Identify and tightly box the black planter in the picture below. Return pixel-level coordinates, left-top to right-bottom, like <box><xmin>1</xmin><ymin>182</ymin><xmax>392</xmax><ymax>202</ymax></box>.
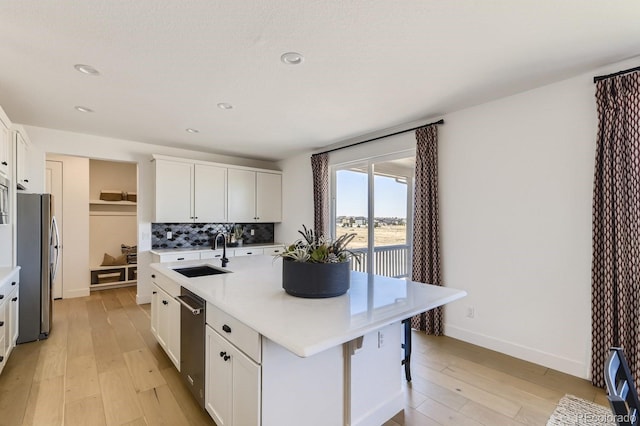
<box><xmin>282</xmin><ymin>259</ymin><xmax>350</xmax><ymax>298</ymax></box>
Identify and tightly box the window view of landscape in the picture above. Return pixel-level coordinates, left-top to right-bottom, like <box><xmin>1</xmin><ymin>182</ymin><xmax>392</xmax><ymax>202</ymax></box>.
<box><xmin>334</xmin><ymin>157</ymin><xmax>414</xmax><ymax>278</ymax></box>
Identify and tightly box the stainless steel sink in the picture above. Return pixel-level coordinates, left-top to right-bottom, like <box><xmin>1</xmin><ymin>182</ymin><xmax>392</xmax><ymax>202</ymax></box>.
<box><xmin>173</xmin><ymin>265</ymin><xmax>229</xmax><ymax>278</ymax></box>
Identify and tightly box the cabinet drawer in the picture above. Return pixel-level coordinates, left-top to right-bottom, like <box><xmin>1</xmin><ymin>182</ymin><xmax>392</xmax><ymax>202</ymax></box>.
<box><xmin>151</xmin><ymin>271</ymin><xmax>180</xmax><ymax>297</ymax></box>
<box><xmin>263</xmin><ymin>246</ymin><xmax>284</xmax><ymax>256</ymax></box>
<box><xmin>206</xmin><ymin>304</ymin><xmax>261</xmax><ymax>363</ymax></box>
<box><xmin>0</xmin><ymin>271</ymin><xmax>18</xmax><ymax>306</ymax></box>
<box><xmin>158</xmin><ymin>252</ymin><xmax>200</xmax><ymax>262</ymax></box>
<box><xmin>233</xmin><ymin>248</ymin><xmax>264</xmax><ymax>257</ymax></box>
<box><xmin>200</xmin><ymin>250</ymin><xmax>225</xmax><ymax>260</ymax></box>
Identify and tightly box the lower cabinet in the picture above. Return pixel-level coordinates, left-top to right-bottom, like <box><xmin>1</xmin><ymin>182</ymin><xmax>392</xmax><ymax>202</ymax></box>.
<box><xmin>205</xmin><ymin>325</ymin><xmax>261</xmax><ymax>426</ymax></box>
<box><xmin>151</xmin><ymin>283</ymin><xmax>180</xmax><ymax>370</ymax></box>
<box><xmin>0</xmin><ymin>273</ymin><xmax>19</xmax><ymax>376</ymax></box>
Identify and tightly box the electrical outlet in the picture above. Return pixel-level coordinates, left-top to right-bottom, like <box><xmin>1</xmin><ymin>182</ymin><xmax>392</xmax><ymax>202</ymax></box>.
<box><xmin>377</xmin><ymin>331</ymin><xmax>385</xmax><ymax>348</ymax></box>
<box><xmin>167</xmin><ymin>231</ymin><xmax>172</xmax><ymax>240</ymax></box>
<box><xmin>250</xmin><ymin>229</ymin><xmax>255</xmax><ymax>236</ymax></box>
<box><xmin>466</xmin><ymin>306</ymin><xmax>475</xmax><ymax>319</ymax></box>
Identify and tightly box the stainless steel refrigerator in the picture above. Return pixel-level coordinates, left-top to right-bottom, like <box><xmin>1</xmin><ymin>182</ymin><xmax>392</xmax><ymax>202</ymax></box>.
<box><xmin>16</xmin><ymin>193</ymin><xmax>60</xmax><ymax>343</ymax></box>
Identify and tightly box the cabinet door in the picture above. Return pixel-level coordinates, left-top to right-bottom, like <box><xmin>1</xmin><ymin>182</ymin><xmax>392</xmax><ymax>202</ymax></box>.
<box><xmin>0</xmin><ymin>302</ymin><xmax>7</xmax><ymax>367</ymax></box>
<box><xmin>157</xmin><ymin>288</ymin><xmax>170</xmax><ymax>349</ymax></box>
<box><xmin>206</xmin><ymin>326</ymin><xmax>232</xmax><ymax>426</ymax></box>
<box><xmin>8</xmin><ymin>285</ymin><xmax>18</xmax><ymax>349</ymax></box>
<box><xmin>256</xmin><ymin>172</ymin><xmax>282</xmax><ymax>222</ymax></box>
<box><xmin>194</xmin><ymin>164</ymin><xmax>226</xmax><ymax>222</ymax></box>
<box><xmin>150</xmin><ymin>284</ymin><xmax>160</xmax><ymax>338</ymax></box>
<box><xmin>155</xmin><ymin>160</ymin><xmax>193</xmax><ymax>222</ymax></box>
<box><xmin>16</xmin><ymin>132</ymin><xmax>29</xmax><ymax>190</ymax></box>
<box><xmin>227</xmin><ymin>169</ymin><xmax>256</xmax><ymax>222</ymax></box>
<box><xmin>0</xmin><ymin>118</ymin><xmax>9</xmax><ymax>177</ymax></box>
<box><xmin>231</xmin><ymin>342</ymin><xmax>261</xmax><ymax>426</ymax></box>
<box><xmin>167</xmin><ymin>296</ymin><xmax>181</xmax><ymax>370</ymax></box>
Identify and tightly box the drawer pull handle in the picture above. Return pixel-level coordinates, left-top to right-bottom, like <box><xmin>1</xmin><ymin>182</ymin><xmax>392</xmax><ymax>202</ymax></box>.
<box><xmin>0</xmin><ymin>355</ymin><xmax>3</xmax><ymax>362</ymax></box>
<box><xmin>152</xmin><ymin>291</ymin><xmax>157</xmax><ymax>295</ymax></box>
<box><xmin>151</xmin><ymin>274</ymin><xmax>156</xmax><ymax>279</ymax></box>
<box><xmin>11</xmin><ymin>281</ymin><xmax>16</xmax><ymax>286</ymax></box>
<box><xmin>0</xmin><ymin>321</ymin><xmax>4</xmax><ymax>327</ymax></box>
<box><xmin>222</xmin><ymin>324</ymin><xmax>231</xmax><ymax>333</ymax></box>
<box><xmin>162</xmin><ymin>300</ymin><xmax>168</xmax><ymax>305</ymax></box>
<box><xmin>177</xmin><ymin>257</ymin><xmax>185</xmax><ymax>260</ymax></box>
<box><xmin>0</xmin><ymin>295</ymin><xmax>3</xmax><ymax>300</ymax></box>
<box><xmin>11</xmin><ymin>297</ymin><xmax>17</xmax><ymax>302</ymax></box>
<box><xmin>220</xmin><ymin>351</ymin><xmax>226</xmax><ymax>357</ymax></box>
<box><xmin>223</xmin><ymin>355</ymin><xmax>230</xmax><ymax>361</ymax></box>
<box><xmin>273</xmin><ymin>250</ymin><xmax>280</xmax><ymax>253</ymax></box>
<box><xmin>1</xmin><ymin>161</ymin><xmax>7</xmax><ymax>166</ymax></box>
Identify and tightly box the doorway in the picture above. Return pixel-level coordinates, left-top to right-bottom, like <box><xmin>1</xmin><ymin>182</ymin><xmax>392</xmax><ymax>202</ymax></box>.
<box><xmin>332</xmin><ymin>152</ymin><xmax>415</xmax><ymax>278</ymax></box>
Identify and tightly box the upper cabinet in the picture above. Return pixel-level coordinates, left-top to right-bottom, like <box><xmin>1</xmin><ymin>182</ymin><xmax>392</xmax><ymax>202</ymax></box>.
<box><xmin>0</xmin><ymin>108</ymin><xmax>11</xmax><ymax>178</ymax></box>
<box><xmin>228</xmin><ymin>169</ymin><xmax>282</xmax><ymax>223</ymax></box>
<box><xmin>154</xmin><ymin>158</ymin><xmax>227</xmax><ymax>223</ymax></box>
<box><xmin>15</xmin><ymin>129</ymin><xmax>30</xmax><ymax>190</ymax></box>
<box><xmin>153</xmin><ymin>155</ymin><xmax>281</xmax><ymax>224</ymax></box>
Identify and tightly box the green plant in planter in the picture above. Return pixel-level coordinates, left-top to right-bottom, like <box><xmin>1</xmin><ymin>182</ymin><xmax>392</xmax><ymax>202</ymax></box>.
<box><xmin>232</xmin><ymin>224</ymin><xmax>244</xmax><ymax>241</ymax></box>
<box><xmin>277</xmin><ymin>225</ymin><xmax>360</xmax><ymax>264</ymax></box>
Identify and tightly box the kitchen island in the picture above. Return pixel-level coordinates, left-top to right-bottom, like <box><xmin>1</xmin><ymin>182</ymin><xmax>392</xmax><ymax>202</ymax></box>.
<box><xmin>150</xmin><ymin>255</ymin><xmax>466</xmax><ymax>426</ymax></box>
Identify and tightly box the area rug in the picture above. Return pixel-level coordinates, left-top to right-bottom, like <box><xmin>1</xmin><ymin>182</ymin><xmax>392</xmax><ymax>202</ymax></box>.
<box><xmin>547</xmin><ymin>394</ymin><xmax>615</xmax><ymax>425</ymax></box>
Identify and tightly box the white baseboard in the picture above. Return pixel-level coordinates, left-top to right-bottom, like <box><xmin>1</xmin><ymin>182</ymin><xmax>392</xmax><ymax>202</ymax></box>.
<box><xmin>136</xmin><ymin>293</ymin><xmax>150</xmax><ymax>305</ymax></box>
<box><xmin>63</xmin><ymin>288</ymin><xmax>90</xmax><ymax>299</ymax></box>
<box><xmin>352</xmin><ymin>390</ymin><xmax>403</xmax><ymax>426</ymax></box>
<box><xmin>445</xmin><ymin>324</ymin><xmax>588</xmax><ymax>379</ymax></box>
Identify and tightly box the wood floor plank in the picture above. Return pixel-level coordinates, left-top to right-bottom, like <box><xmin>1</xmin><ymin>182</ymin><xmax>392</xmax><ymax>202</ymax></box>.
<box><xmin>407</xmin><ymin>375</ymin><xmax>469</xmax><ymax>411</ymax></box>
<box><xmin>92</xmin><ymin>326</ymin><xmax>126</xmax><ymax>373</ymax></box>
<box><xmin>415</xmin><ymin>397</ymin><xmax>485</xmax><ymax>426</ymax></box>
<box><xmin>32</xmin><ymin>342</ymin><xmax>66</xmax><ymax>383</ymax></box>
<box><xmin>137</xmin><ymin>384</ymin><xmax>191</xmax><ymax>426</ymax></box>
<box><xmin>0</xmin><ymin>341</ymin><xmax>41</xmax><ymax>392</ymax></box>
<box><xmin>65</xmin><ymin>394</ymin><xmax>107</xmax><ymax>426</ymax></box>
<box><xmin>459</xmin><ymin>400</ymin><xmax>524</xmax><ymax>426</ymax></box>
<box><xmin>98</xmin><ymin>366</ymin><xmax>144</xmax><ymax>426</ymax></box>
<box><xmin>65</xmin><ymin>354</ymin><xmax>101</xmax><ymax>403</ymax></box>
<box><xmin>123</xmin><ymin>347</ymin><xmax>166</xmax><ymax>392</ymax></box>
<box><xmin>28</xmin><ymin>375</ymin><xmax>65</xmax><ymax>426</ymax></box>
<box><xmin>159</xmin><ymin>366</ymin><xmax>216</xmax><ymax>426</ymax></box>
<box><xmin>0</xmin><ymin>382</ymin><xmax>31</xmax><ymax>426</ymax></box>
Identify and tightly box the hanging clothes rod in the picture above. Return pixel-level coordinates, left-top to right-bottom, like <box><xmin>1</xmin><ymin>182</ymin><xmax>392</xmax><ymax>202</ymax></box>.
<box><xmin>313</xmin><ymin>119</ymin><xmax>444</xmax><ymax>156</ymax></box>
<box><xmin>593</xmin><ymin>65</ymin><xmax>640</xmax><ymax>83</ymax></box>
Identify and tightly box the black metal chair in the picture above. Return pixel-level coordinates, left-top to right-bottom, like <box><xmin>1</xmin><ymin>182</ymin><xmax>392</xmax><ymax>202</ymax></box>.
<box><xmin>605</xmin><ymin>347</ymin><xmax>640</xmax><ymax>426</ymax></box>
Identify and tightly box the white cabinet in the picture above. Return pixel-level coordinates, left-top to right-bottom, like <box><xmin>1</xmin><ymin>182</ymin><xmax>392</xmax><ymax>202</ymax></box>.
<box><xmin>0</xmin><ymin>110</ymin><xmax>10</xmax><ymax>178</ymax></box>
<box><xmin>0</xmin><ymin>269</ymin><xmax>19</xmax><ymax>376</ymax></box>
<box><xmin>154</xmin><ymin>158</ymin><xmax>226</xmax><ymax>223</ymax></box>
<box><xmin>228</xmin><ymin>170</ymin><xmax>281</xmax><ymax>223</ymax></box>
<box><xmin>205</xmin><ymin>325</ymin><xmax>261</xmax><ymax>426</ymax></box>
<box><xmin>150</xmin><ymin>281</ymin><xmax>180</xmax><ymax>370</ymax></box>
<box><xmin>15</xmin><ymin>129</ymin><xmax>30</xmax><ymax>190</ymax></box>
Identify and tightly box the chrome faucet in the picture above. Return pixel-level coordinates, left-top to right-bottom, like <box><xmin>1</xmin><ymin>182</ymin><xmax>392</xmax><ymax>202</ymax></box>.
<box><xmin>213</xmin><ymin>232</ymin><xmax>229</xmax><ymax>268</ymax></box>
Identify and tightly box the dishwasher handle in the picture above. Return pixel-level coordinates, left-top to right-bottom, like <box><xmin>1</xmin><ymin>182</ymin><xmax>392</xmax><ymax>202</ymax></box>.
<box><xmin>175</xmin><ymin>295</ymin><xmax>203</xmax><ymax>315</ymax></box>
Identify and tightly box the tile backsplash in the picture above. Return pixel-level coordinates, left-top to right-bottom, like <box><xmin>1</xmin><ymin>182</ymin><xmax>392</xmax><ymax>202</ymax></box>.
<box><xmin>151</xmin><ymin>223</ymin><xmax>275</xmax><ymax>249</ymax></box>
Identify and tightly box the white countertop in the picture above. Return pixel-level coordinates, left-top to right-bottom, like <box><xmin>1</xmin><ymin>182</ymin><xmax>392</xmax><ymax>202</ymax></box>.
<box><xmin>150</xmin><ymin>242</ymin><xmax>284</xmax><ymax>255</ymax></box>
<box><xmin>151</xmin><ymin>256</ymin><xmax>466</xmax><ymax>358</ymax></box>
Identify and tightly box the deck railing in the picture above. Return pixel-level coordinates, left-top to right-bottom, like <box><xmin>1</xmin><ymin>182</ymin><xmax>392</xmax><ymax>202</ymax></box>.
<box><xmin>349</xmin><ymin>244</ymin><xmax>410</xmax><ymax>278</ymax></box>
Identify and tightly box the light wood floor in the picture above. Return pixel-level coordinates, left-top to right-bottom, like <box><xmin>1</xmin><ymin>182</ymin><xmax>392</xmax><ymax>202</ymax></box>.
<box><xmin>0</xmin><ymin>287</ymin><xmax>606</xmax><ymax>426</ymax></box>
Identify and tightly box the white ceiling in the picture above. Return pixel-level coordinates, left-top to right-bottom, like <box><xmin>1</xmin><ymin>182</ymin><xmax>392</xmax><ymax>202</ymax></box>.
<box><xmin>0</xmin><ymin>1</ymin><xmax>639</xmax><ymax>162</ymax></box>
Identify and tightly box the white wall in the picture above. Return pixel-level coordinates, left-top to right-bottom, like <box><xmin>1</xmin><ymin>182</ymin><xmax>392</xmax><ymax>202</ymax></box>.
<box><xmin>26</xmin><ymin>126</ymin><xmax>279</xmax><ymax>303</ymax></box>
<box><xmin>279</xmin><ymin>57</ymin><xmax>640</xmax><ymax>379</ymax></box>
<box><xmin>275</xmin><ymin>151</ymin><xmax>316</xmax><ymax>243</ymax></box>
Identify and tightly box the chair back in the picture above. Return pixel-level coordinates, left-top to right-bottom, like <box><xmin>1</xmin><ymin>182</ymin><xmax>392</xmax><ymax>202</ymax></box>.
<box><xmin>605</xmin><ymin>347</ymin><xmax>640</xmax><ymax>426</ymax></box>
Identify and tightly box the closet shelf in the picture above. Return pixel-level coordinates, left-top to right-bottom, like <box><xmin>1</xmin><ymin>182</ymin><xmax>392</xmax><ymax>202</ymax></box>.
<box><xmin>89</xmin><ymin>199</ymin><xmax>137</xmax><ymax>206</ymax></box>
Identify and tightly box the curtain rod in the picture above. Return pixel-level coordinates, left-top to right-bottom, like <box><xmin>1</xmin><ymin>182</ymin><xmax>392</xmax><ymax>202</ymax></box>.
<box><xmin>312</xmin><ymin>119</ymin><xmax>444</xmax><ymax>157</ymax></box>
<box><xmin>593</xmin><ymin>65</ymin><xmax>640</xmax><ymax>83</ymax></box>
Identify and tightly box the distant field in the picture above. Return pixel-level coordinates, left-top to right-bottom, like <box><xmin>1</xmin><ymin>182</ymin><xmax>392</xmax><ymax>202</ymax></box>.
<box><xmin>335</xmin><ymin>224</ymin><xmax>407</xmax><ymax>248</ymax></box>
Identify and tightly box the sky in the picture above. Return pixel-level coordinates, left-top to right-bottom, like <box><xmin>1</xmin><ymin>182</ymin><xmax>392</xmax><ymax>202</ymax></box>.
<box><xmin>335</xmin><ymin>170</ymin><xmax>408</xmax><ymax>217</ymax></box>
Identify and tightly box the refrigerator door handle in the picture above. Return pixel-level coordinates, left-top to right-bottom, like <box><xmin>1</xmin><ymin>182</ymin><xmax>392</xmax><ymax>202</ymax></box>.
<box><xmin>50</xmin><ymin>216</ymin><xmax>60</xmax><ymax>283</ymax></box>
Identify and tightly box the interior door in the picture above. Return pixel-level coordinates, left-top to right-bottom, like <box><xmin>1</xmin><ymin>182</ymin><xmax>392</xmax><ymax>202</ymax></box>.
<box><xmin>46</xmin><ymin>160</ymin><xmax>63</xmax><ymax>299</ymax></box>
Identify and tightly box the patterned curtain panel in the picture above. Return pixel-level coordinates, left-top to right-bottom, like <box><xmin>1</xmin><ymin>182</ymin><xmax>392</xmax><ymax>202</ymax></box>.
<box><xmin>410</xmin><ymin>125</ymin><xmax>443</xmax><ymax>335</ymax></box>
<box><xmin>591</xmin><ymin>72</ymin><xmax>640</xmax><ymax>389</ymax></box>
<box><xmin>311</xmin><ymin>153</ymin><xmax>329</xmax><ymax>237</ymax></box>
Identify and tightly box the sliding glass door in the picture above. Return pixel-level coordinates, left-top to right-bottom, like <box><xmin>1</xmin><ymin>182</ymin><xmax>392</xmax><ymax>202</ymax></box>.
<box><xmin>332</xmin><ymin>152</ymin><xmax>415</xmax><ymax>277</ymax></box>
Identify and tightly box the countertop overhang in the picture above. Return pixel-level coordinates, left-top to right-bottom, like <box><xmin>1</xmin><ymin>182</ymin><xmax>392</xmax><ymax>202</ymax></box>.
<box><xmin>150</xmin><ymin>256</ymin><xmax>466</xmax><ymax>358</ymax></box>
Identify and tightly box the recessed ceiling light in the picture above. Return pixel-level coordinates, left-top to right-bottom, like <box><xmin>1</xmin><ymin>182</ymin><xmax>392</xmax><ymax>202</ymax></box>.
<box><xmin>74</xmin><ymin>106</ymin><xmax>93</xmax><ymax>113</ymax></box>
<box><xmin>217</xmin><ymin>103</ymin><xmax>233</xmax><ymax>110</ymax></box>
<box><xmin>281</xmin><ymin>52</ymin><xmax>304</xmax><ymax>65</ymax></box>
<box><xmin>74</xmin><ymin>64</ymin><xmax>100</xmax><ymax>75</ymax></box>
<box><xmin>185</xmin><ymin>128</ymin><xmax>199</xmax><ymax>133</ymax></box>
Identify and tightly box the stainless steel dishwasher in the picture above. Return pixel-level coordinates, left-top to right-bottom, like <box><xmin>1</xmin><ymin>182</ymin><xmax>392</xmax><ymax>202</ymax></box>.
<box><xmin>176</xmin><ymin>287</ymin><xmax>206</xmax><ymax>409</ymax></box>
